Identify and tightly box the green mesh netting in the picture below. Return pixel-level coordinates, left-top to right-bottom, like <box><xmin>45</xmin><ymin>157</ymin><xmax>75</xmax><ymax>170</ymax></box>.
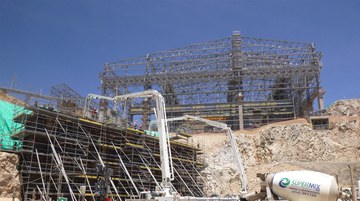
<box><xmin>0</xmin><ymin>100</ymin><xmax>31</xmax><ymax>150</ymax></box>
<box><xmin>144</xmin><ymin>130</ymin><xmax>159</xmax><ymax>137</ymax></box>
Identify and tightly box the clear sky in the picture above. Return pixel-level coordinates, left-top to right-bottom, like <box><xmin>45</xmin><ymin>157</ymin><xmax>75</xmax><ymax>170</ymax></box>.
<box><xmin>0</xmin><ymin>0</ymin><xmax>359</xmax><ymax>107</ymax></box>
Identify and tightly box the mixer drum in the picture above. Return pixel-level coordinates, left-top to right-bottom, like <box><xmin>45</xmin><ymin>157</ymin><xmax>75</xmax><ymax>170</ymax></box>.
<box><xmin>266</xmin><ymin>170</ymin><xmax>338</xmax><ymax>201</ymax></box>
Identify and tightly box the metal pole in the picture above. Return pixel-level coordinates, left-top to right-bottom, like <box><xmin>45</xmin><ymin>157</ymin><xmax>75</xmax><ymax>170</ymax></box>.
<box><xmin>111</xmin><ymin>142</ymin><xmax>140</xmax><ymax>197</ymax></box>
<box><xmin>35</xmin><ymin>149</ymin><xmax>47</xmax><ymax>200</ymax></box>
<box><xmin>238</xmin><ymin>93</ymin><xmax>244</xmax><ymax>130</ymax></box>
<box><xmin>349</xmin><ymin>165</ymin><xmax>358</xmax><ymax>201</ymax></box>
<box><xmin>45</xmin><ymin>129</ymin><xmax>77</xmax><ymax>201</ymax></box>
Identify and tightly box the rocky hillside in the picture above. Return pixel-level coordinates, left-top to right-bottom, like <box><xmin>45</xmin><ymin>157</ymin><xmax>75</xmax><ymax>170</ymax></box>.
<box><xmin>0</xmin><ymin>152</ymin><xmax>21</xmax><ymax>199</ymax></box>
<box><xmin>191</xmin><ymin>99</ymin><xmax>360</xmax><ymax>196</ymax></box>
<box><xmin>327</xmin><ymin>99</ymin><xmax>360</xmax><ymax>116</ymax></box>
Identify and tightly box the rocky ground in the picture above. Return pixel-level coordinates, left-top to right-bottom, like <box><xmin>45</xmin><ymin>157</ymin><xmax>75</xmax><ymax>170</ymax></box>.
<box><xmin>190</xmin><ymin>99</ymin><xmax>360</xmax><ymax>196</ymax></box>
<box><xmin>0</xmin><ymin>152</ymin><xmax>21</xmax><ymax>199</ymax></box>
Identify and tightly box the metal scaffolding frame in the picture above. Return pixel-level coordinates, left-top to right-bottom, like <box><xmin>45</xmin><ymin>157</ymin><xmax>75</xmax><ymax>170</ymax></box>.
<box><xmin>100</xmin><ymin>32</ymin><xmax>323</xmax><ymax>129</ymax></box>
<box><xmin>6</xmin><ymin>102</ymin><xmax>204</xmax><ymax>200</ymax></box>
<box><xmin>50</xmin><ymin>84</ymin><xmax>98</xmax><ymax>117</ymax></box>
<box><xmin>50</xmin><ymin>84</ymin><xmax>86</xmax><ymax>107</ymax></box>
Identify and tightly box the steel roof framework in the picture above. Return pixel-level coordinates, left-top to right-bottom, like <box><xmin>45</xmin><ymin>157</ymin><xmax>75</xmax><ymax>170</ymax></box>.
<box><xmin>100</xmin><ymin>32</ymin><xmax>322</xmax><ymax>129</ymax></box>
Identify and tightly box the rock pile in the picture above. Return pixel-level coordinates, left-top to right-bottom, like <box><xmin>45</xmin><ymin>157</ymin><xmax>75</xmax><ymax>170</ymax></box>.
<box><xmin>0</xmin><ymin>152</ymin><xmax>21</xmax><ymax>199</ymax></box>
<box><xmin>327</xmin><ymin>99</ymin><xmax>360</xmax><ymax>116</ymax></box>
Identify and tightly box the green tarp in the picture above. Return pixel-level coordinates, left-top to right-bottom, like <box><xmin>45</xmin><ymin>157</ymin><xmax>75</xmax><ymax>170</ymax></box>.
<box><xmin>144</xmin><ymin>130</ymin><xmax>160</xmax><ymax>137</ymax></box>
<box><xmin>0</xmin><ymin>100</ymin><xmax>31</xmax><ymax>150</ymax></box>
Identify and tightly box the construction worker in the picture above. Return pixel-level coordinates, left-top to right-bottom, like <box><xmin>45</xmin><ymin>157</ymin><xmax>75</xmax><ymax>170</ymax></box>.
<box><xmin>134</xmin><ymin>120</ymin><xmax>138</xmax><ymax>129</ymax></box>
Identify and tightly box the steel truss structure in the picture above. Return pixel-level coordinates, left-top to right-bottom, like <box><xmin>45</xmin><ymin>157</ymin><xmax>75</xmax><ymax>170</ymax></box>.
<box><xmin>100</xmin><ymin>32</ymin><xmax>324</xmax><ymax>129</ymax></box>
<box><xmin>50</xmin><ymin>84</ymin><xmax>97</xmax><ymax>116</ymax></box>
<box><xmin>50</xmin><ymin>84</ymin><xmax>87</xmax><ymax>108</ymax></box>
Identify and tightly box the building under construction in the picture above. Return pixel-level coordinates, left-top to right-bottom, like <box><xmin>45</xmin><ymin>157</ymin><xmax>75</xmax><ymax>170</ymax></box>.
<box><xmin>0</xmin><ymin>32</ymin><xmax>325</xmax><ymax>200</ymax></box>
<box><xmin>0</xmin><ymin>89</ymin><xmax>204</xmax><ymax>201</ymax></box>
<box><xmin>100</xmin><ymin>32</ymin><xmax>324</xmax><ymax>129</ymax></box>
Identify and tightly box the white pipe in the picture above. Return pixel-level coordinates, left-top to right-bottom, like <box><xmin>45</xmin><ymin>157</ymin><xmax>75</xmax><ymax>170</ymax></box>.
<box><xmin>358</xmin><ymin>180</ymin><xmax>360</xmax><ymax>199</ymax></box>
<box><xmin>35</xmin><ymin>149</ymin><xmax>47</xmax><ymax>199</ymax></box>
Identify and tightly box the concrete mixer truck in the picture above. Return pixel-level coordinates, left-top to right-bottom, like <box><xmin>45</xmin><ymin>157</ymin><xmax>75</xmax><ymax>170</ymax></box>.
<box><xmin>245</xmin><ymin>170</ymin><xmax>340</xmax><ymax>201</ymax></box>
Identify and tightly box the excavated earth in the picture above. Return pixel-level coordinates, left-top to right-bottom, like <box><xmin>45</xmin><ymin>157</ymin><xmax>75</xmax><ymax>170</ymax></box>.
<box><xmin>0</xmin><ymin>152</ymin><xmax>21</xmax><ymax>199</ymax></box>
<box><xmin>190</xmin><ymin>99</ymin><xmax>360</xmax><ymax>196</ymax></box>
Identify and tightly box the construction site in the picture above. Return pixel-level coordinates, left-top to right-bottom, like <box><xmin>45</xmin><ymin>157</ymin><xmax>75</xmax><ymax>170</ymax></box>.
<box><xmin>0</xmin><ymin>33</ymin><xmax>359</xmax><ymax>201</ymax></box>
<box><xmin>100</xmin><ymin>32</ymin><xmax>324</xmax><ymax>130</ymax></box>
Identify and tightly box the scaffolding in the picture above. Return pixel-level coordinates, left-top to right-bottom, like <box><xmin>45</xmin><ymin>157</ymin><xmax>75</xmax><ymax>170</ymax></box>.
<box><xmin>100</xmin><ymin>32</ymin><xmax>323</xmax><ymax>129</ymax></box>
<box><xmin>51</xmin><ymin>84</ymin><xmax>97</xmax><ymax>110</ymax></box>
<box><xmin>50</xmin><ymin>84</ymin><xmax>97</xmax><ymax>117</ymax></box>
<box><xmin>3</xmin><ymin>102</ymin><xmax>203</xmax><ymax>200</ymax></box>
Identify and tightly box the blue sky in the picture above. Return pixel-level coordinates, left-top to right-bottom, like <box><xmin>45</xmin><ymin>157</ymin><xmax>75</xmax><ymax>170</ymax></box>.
<box><xmin>0</xmin><ymin>0</ymin><xmax>359</xmax><ymax>107</ymax></box>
